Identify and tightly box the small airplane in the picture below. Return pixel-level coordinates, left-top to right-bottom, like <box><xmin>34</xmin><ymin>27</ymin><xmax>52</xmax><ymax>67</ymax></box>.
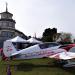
<box><xmin>3</xmin><ymin>41</ymin><xmax>62</xmax><ymax>59</ymax></box>
<box><xmin>2</xmin><ymin>40</ymin><xmax>75</xmax><ymax>67</ymax></box>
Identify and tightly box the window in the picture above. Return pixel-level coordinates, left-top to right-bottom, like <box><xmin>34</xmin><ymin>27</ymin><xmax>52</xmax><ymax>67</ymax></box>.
<box><xmin>39</xmin><ymin>43</ymin><xmax>49</xmax><ymax>49</ymax></box>
<box><xmin>9</xmin><ymin>22</ymin><xmax>13</xmax><ymax>27</ymax></box>
<box><xmin>48</xmin><ymin>43</ymin><xmax>60</xmax><ymax>47</ymax></box>
<box><xmin>1</xmin><ymin>31</ymin><xmax>14</xmax><ymax>37</ymax></box>
<box><xmin>39</xmin><ymin>42</ymin><xmax>60</xmax><ymax>49</ymax></box>
<box><xmin>0</xmin><ymin>22</ymin><xmax>3</xmax><ymax>27</ymax></box>
<box><xmin>3</xmin><ymin>22</ymin><xmax>9</xmax><ymax>27</ymax></box>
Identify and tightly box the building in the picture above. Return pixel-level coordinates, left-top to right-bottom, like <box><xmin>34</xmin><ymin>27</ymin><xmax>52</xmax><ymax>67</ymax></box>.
<box><xmin>0</xmin><ymin>4</ymin><xmax>27</xmax><ymax>48</ymax></box>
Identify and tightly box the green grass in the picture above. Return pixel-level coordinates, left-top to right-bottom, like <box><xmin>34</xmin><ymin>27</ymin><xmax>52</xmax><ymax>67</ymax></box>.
<box><xmin>0</xmin><ymin>58</ymin><xmax>75</xmax><ymax>75</ymax></box>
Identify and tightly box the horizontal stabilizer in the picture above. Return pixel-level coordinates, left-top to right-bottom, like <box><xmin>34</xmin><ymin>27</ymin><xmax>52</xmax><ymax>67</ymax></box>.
<box><xmin>49</xmin><ymin>52</ymin><xmax>75</xmax><ymax>60</ymax></box>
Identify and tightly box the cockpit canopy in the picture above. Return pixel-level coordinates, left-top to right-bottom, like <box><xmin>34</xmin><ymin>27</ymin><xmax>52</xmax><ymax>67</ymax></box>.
<box><xmin>39</xmin><ymin>42</ymin><xmax>60</xmax><ymax>49</ymax></box>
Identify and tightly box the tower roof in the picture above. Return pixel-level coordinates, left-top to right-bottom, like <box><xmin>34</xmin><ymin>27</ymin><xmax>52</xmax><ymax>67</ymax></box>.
<box><xmin>0</xmin><ymin>11</ymin><xmax>13</xmax><ymax>16</ymax></box>
<box><xmin>0</xmin><ymin>3</ymin><xmax>13</xmax><ymax>16</ymax></box>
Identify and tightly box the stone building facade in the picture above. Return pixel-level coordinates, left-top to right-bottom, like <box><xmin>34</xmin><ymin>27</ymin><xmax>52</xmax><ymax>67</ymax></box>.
<box><xmin>0</xmin><ymin>5</ymin><xmax>27</xmax><ymax>48</ymax></box>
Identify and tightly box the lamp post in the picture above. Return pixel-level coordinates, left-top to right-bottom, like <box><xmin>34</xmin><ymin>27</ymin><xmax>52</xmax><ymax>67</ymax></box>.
<box><xmin>7</xmin><ymin>64</ymin><xmax>11</xmax><ymax>75</ymax></box>
<box><xmin>6</xmin><ymin>58</ymin><xmax>11</xmax><ymax>75</ymax></box>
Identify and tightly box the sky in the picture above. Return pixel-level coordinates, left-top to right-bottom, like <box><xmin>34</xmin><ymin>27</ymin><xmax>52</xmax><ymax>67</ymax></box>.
<box><xmin>0</xmin><ymin>0</ymin><xmax>75</xmax><ymax>38</ymax></box>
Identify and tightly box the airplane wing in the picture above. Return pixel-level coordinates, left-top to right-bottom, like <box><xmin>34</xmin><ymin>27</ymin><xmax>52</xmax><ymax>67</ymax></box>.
<box><xmin>49</xmin><ymin>52</ymin><xmax>75</xmax><ymax>60</ymax></box>
<box><xmin>11</xmin><ymin>48</ymin><xmax>30</xmax><ymax>56</ymax></box>
<box><xmin>11</xmin><ymin>45</ymin><xmax>40</xmax><ymax>56</ymax></box>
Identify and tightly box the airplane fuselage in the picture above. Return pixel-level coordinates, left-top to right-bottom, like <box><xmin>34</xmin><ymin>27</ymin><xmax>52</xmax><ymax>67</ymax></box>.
<box><xmin>12</xmin><ymin>45</ymin><xmax>65</xmax><ymax>60</ymax></box>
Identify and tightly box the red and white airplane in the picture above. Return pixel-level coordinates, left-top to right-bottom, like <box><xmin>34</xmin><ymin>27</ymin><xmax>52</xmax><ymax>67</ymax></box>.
<box><xmin>3</xmin><ymin>41</ymin><xmax>75</xmax><ymax>59</ymax></box>
<box><xmin>2</xmin><ymin>40</ymin><xmax>75</xmax><ymax>67</ymax></box>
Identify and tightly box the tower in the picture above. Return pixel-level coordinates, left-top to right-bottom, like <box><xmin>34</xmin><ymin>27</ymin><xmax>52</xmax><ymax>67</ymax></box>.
<box><xmin>0</xmin><ymin>3</ymin><xmax>16</xmax><ymax>29</ymax></box>
<box><xmin>0</xmin><ymin>3</ymin><xmax>27</xmax><ymax>48</ymax></box>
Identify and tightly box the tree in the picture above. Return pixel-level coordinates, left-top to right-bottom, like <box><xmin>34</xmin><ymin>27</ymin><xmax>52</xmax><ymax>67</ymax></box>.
<box><xmin>57</xmin><ymin>32</ymin><xmax>73</xmax><ymax>44</ymax></box>
<box><xmin>42</xmin><ymin>28</ymin><xmax>57</xmax><ymax>42</ymax></box>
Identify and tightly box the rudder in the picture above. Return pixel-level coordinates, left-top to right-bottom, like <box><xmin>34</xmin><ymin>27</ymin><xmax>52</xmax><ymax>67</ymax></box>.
<box><xmin>3</xmin><ymin>41</ymin><xmax>17</xmax><ymax>57</ymax></box>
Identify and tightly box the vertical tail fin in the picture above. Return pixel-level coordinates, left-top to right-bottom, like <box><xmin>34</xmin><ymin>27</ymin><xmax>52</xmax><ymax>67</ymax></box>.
<box><xmin>3</xmin><ymin>41</ymin><xmax>17</xmax><ymax>57</ymax></box>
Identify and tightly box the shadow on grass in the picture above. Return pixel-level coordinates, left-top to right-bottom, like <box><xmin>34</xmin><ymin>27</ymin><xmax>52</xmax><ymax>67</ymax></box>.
<box><xmin>61</xmin><ymin>67</ymin><xmax>75</xmax><ymax>75</ymax></box>
<box><xmin>14</xmin><ymin>63</ymin><xmax>33</xmax><ymax>71</ymax></box>
<box><xmin>54</xmin><ymin>62</ymin><xmax>75</xmax><ymax>75</ymax></box>
<box><xmin>12</xmin><ymin>62</ymin><xmax>75</xmax><ymax>75</ymax></box>
<box><xmin>14</xmin><ymin>62</ymin><xmax>57</xmax><ymax>72</ymax></box>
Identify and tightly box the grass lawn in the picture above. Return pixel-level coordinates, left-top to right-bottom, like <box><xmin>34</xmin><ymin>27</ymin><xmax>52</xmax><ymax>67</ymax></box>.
<box><xmin>0</xmin><ymin>58</ymin><xmax>75</xmax><ymax>75</ymax></box>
